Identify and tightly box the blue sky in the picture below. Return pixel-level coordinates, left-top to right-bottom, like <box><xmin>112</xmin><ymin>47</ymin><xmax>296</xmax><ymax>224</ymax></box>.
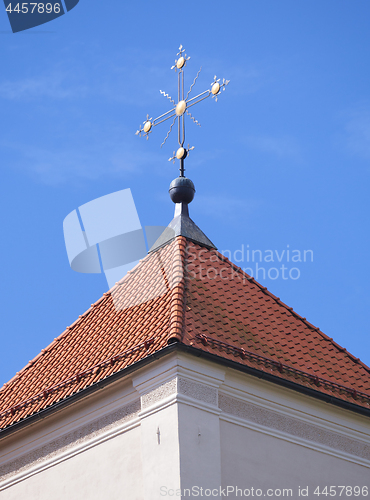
<box><xmin>0</xmin><ymin>1</ymin><xmax>370</xmax><ymax>387</ymax></box>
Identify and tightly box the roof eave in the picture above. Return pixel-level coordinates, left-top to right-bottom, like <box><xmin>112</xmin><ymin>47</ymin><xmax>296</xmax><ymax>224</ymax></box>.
<box><xmin>1</xmin><ymin>342</ymin><xmax>369</xmax><ymax>440</ymax></box>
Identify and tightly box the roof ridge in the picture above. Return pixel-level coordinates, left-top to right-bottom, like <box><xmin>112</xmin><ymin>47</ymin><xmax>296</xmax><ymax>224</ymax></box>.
<box><xmin>207</xmin><ymin>247</ymin><xmax>370</xmax><ymax>376</ymax></box>
<box><xmin>168</xmin><ymin>236</ymin><xmax>187</xmax><ymax>343</ymax></box>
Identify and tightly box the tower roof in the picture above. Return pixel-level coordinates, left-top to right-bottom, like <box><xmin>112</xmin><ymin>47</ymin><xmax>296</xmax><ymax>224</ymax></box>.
<box><xmin>1</xmin><ymin>235</ymin><xmax>370</xmax><ymax>431</ymax></box>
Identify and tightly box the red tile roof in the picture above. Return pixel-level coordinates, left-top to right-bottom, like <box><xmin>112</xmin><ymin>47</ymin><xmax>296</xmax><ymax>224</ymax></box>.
<box><xmin>1</xmin><ymin>236</ymin><xmax>370</xmax><ymax>430</ymax></box>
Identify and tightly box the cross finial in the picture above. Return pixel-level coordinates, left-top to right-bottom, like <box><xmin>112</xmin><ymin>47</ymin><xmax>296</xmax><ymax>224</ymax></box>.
<box><xmin>136</xmin><ymin>45</ymin><xmax>229</xmax><ymax>177</ymax></box>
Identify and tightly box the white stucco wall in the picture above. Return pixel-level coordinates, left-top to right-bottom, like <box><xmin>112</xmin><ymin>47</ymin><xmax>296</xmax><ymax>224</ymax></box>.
<box><xmin>1</xmin><ymin>352</ymin><xmax>369</xmax><ymax>500</ymax></box>
<box><xmin>178</xmin><ymin>399</ymin><xmax>222</xmax><ymax>493</ymax></box>
<box><xmin>0</xmin><ymin>425</ymin><xmax>142</xmax><ymax>500</ymax></box>
<box><xmin>220</xmin><ymin>420</ymin><xmax>368</xmax><ymax>499</ymax></box>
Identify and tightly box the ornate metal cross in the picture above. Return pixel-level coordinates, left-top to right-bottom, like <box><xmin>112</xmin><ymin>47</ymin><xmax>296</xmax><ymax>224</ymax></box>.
<box><xmin>136</xmin><ymin>45</ymin><xmax>229</xmax><ymax>177</ymax></box>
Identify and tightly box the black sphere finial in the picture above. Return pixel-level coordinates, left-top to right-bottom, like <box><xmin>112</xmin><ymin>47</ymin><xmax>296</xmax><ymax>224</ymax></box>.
<box><xmin>169</xmin><ymin>176</ymin><xmax>195</xmax><ymax>204</ymax></box>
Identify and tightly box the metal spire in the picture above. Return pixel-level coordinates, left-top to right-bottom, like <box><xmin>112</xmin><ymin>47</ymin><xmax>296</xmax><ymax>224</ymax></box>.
<box><xmin>136</xmin><ymin>45</ymin><xmax>229</xmax><ymax>177</ymax></box>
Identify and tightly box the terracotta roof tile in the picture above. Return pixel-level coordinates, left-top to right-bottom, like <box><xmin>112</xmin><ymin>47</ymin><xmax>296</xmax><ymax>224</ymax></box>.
<box><xmin>1</xmin><ymin>236</ymin><xmax>370</xmax><ymax>430</ymax></box>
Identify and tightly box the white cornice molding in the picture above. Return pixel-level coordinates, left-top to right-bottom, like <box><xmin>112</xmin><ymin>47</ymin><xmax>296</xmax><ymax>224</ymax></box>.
<box><xmin>0</xmin><ymin>381</ymin><xmax>139</xmax><ymax>465</ymax></box>
<box><xmin>220</xmin><ymin>411</ymin><xmax>370</xmax><ymax>469</ymax></box>
<box><xmin>219</xmin><ymin>379</ymin><xmax>370</xmax><ymax>444</ymax></box>
<box><xmin>222</xmin><ymin>368</ymin><xmax>370</xmax><ymax>430</ymax></box>
<box><xmin>177</xmin><ymin>353</ymin><xmax>226</xmax><ymax>387</ymax></box>
<box><xmin>132</xmin><ymin>353</ymin><xmax>179</xmax><ymax>395</ymax></box>
<box><xmin>132</xmin><ymin>352</ymin><xmax>225</xmax><ymax>396</ymax></box>
<box><xmin>139</xmin><ymin>393</ymin><xmax>221</xmax><ymax>421</ymax></box>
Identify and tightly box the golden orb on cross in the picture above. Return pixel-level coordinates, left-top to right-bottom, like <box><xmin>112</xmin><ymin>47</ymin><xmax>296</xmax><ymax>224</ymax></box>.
<box><xmin>176</xmin><ymin>100</ymin><xmax>187</xmax><ymax>116</ymax></box>
<box><xmin>176</xmin><ymin>57</ymin><xmax>185</xmax><ymax>69</ymax></box>
<box><xmin>143</xmin><ymin>121</ymin><xmax>152</xmax><ymax>133</ymax></box>
<box><xmin>211</xmin><ymin>82</ymin><xmax>220</xmax><ymax>95</ymax></box>
<box><xmin>176</xmin><ymin>147</ymin><xmax>186</xmax><ymax>160</ymax></box>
